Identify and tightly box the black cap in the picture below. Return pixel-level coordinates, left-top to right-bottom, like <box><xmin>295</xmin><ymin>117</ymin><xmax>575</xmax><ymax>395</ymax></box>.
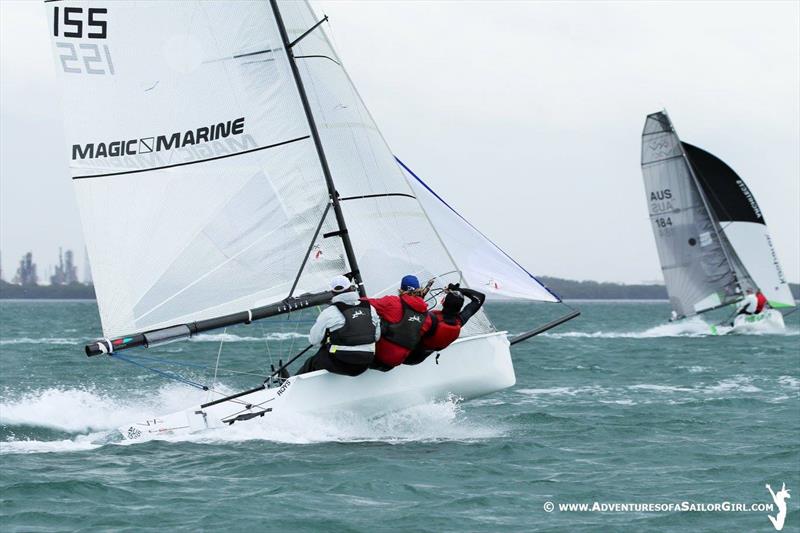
<box><xmin>442</xmin><ymin>291</ymin><xmax>464</xmax><ymax>316</ymax></box>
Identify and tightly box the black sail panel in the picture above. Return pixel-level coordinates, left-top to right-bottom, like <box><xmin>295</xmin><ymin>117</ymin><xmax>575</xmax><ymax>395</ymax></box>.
<box><xmin>682</xmin><ymin>142</ymin><xmax>764</xmax><ymax>224</ymax></box>
<box><xmin>682</xmin><ymin>142</ymin><xmax>795</xmax><ymax>308</ymax></box>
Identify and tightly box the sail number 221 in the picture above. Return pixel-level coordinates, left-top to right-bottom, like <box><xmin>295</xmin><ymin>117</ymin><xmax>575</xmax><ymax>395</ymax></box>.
<box><xmin>52</xmin><ymin>6</ymin><xmax>114</xmax><ymax>76</ymax></box>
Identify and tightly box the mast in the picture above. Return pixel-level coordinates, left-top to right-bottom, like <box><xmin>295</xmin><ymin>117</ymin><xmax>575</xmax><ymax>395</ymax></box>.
<box><xmin>269</xmin><ymin>0</ymin><xmax>366</xmax><ymax>298</ymax></box>
<box><xmin>665</xmin><ymin>110</ymin><xmax>744</xmax><ymax>304</ymax></box>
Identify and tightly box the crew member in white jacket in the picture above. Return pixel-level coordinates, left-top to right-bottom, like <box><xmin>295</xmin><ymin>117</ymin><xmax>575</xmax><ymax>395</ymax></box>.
<box><xmin>736</xmin><ymin>289</ymin><xmax>758</xmax><ymax>316</ymax></box>
<box><xmin>295</xmin><ymin>275</ymin><xmax>381</xmax><ymax>376</ymax></box>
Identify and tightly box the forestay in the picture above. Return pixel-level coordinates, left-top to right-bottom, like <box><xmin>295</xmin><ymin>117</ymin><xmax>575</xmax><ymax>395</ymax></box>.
<box><xmin>640</xmin><ymin>112</ymin><xmax>741</xmax><ymax>318</ymax></box>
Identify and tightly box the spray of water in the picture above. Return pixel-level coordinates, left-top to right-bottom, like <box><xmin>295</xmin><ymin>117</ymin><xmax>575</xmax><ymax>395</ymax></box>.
<box><xmin>0</xmin><ymin>385</ymin><xmax>503</xmax><ymax>454</ymax></box>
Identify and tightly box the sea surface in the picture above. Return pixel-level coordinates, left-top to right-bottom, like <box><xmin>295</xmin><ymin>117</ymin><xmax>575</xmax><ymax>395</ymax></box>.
<box><xmin>1</xmin><ymin>300</ymin><xmax>798</xmax><ymax>532</ymax></box>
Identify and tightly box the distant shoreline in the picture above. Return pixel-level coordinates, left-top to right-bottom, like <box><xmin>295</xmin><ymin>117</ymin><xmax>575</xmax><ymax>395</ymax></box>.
<box><xmin>1</xmin><ymin>278</ymin><xmax>798</xmax><ymax>301</ymax></box>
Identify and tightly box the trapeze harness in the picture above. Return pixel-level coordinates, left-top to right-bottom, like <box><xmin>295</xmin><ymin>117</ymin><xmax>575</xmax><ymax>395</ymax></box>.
<box><xmin>380</xmin><ymin>300</ymin><xmax>427</xmax><ymax>349</ymax></box>
<box><xmin>325</xmin><ymin>301</ymin><xmax>376</xmax><ymax>365</ymax></box>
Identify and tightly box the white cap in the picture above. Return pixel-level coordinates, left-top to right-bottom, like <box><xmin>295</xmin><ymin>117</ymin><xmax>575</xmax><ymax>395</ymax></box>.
<box><xmin>330</xmin><ymin>275</ymin><xmax>352</xmax><ymax>293</ymax></box>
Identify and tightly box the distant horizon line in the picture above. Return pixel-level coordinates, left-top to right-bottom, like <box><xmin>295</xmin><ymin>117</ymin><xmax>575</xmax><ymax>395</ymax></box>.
<box><xmin>1</xmin><ymin>277</ymin><xmax>799</xmax><ymax>288</ymax></box>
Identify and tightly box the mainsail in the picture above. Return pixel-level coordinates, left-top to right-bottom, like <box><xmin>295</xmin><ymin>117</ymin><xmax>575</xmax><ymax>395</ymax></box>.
<box><xmin>48</xmin><ymin>1</ymin><xmax>563</xmax><ymax>352</ymax></box>
<box><xmin>641</xmin><ymin>111</ymin><xmax>795</xmax><ymax>318</ymax></box>
<box><xmin>641</xmin><ymin>112</ymin><xmax>740</xmax><ymax>317</ymax></box>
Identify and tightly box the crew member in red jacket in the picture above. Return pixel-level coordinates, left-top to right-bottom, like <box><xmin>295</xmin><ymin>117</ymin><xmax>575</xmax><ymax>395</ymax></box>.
<box><xmin>755</xmin><ymin>290</ymin><xmax>768</xmax><ymax>314</ymax></box>
<box><xmin>404</xmin><ymin>283</ymin><xmax>485</xmax><ymax>366</ymax></box>
<box><xmin>366</xmin><ymin>275</ymin><xmax>433</xmax><ymax>370</ymax></box>
<box><xmin>737</xmin><ymin>288</ymin><xmax>769</xmax><ymax>317</ymax></box>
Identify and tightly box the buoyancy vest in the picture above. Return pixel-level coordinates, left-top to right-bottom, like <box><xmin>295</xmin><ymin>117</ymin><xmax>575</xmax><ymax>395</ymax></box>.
<box><xmin>328</xmin><ymin>301</ymin><xmax>376</xmax><ymax>347</ymax></box>
<box><xmin>423</xmin><ymin>311</ymin><xmax>462</xmax><ymax>351</ymax></box>
<box><xmin>380</xmin><ymin>300</ymin><xmax>427</xmax><ymax>349</ymax></box>
<box><xmin>755</xmin><ymin>292</ymin><xmax>767</xmax><ymax>313</ymax></box>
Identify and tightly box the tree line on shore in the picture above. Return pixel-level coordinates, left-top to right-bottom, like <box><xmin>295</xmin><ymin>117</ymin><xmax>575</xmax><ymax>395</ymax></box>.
<box><xmin>2</xmin><ymin>277</ymin><xmax>798</xmax><ymax>301</ymax></box>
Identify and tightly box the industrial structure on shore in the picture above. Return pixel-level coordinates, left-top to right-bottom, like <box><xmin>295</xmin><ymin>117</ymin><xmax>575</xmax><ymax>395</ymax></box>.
<box><xmin>1</xmin><ymin>248</ymin><xmax>90</xmax><ymax>287</ymax></box>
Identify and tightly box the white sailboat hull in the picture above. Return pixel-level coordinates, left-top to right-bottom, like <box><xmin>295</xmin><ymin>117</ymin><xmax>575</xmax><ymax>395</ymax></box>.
<box><xmin>731</xmin><ymin>309</ymin><xmax>786</xmax><ymax>333</ymax></box>
<box><xmin>119</xmin><ymin>331</ymin><xmax>515</xmax><ymax>441</ymax></box>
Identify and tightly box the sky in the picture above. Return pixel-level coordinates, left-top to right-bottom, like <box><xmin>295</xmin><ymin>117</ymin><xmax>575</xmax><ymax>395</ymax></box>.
<box><xmin>1</xmin><ymin>0</ymin><xmax>798</xmax><ymax>284</ymax></box>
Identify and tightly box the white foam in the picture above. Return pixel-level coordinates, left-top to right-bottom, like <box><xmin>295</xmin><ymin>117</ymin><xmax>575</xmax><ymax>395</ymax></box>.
<box><xmin>628</xmin><ymin>384</ymin><xmax>694</xmax><ymax>393</ymax></box>
<box><xmin>702</xmin><ymin>377</ymin><xmax>761</xmax><ymax>394</ymax></box>
<box><xmin>0</xmin><ymin>388</ymin><xmax>502</xmax><ymax>453</ymax></box>
<box><xmin>0</xmin><ymin>384</ymin><xmax>209</xmax><ymax>433</ymax></box>
<box><xmin>190</xmin><ymin>332</ymin><xmax>307</xmax><ymax>343</ymax></box>
<box><xmin>0</xmin><ymin>434</ymin><xmax>105</xmax><ymax>454</ymax></box>
<box><xmin>541</xmin><ymin>317</ymin><xmax>718</xmax><ymax>339</ymax></box>
<box><xmin>0</xmin><ymin>337</ymin><xmax>81</xmax><ymax>345</ymax></box>
<box><xmin>516</xmin><ymin>386</ymin><xmax>608</xmax><ymax>397</ymax></box>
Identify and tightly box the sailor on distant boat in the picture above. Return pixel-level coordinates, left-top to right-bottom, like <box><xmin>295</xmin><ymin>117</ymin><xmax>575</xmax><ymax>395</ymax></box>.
<box><xmin>404</xmin><ymin>283</ymin><xmax>485</xmax><ymax>366</ymax></box>
<box><xmin>295</xmin><ymin>275</ymin><xmax>380</xmax><ymax>377</ymax></box>
<box><xmin>366</xmin><ymin>275</ymin><xmax>433</xmax><ymax>371</ymax></box>
<box><xmin>755</xmin><ymin>290</ymin><xmax>768</xmax><ymax>314</ymax></box>
<box><xmin>735</xmin><ymin>288</ymin><xmax>765</xmax><ymax>317</ymax></box>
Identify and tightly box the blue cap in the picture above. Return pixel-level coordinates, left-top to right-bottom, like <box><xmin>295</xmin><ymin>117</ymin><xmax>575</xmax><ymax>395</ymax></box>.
<box><xmin>400</xmin><ymin>275</ymin><xmax>420</xmax><ymax>291</ymax></box>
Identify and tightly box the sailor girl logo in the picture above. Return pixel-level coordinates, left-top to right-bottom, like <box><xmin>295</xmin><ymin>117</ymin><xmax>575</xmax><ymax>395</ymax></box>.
<box><xmin>766</xmin><ymin>482</ymin><xmax>791</xmax><ymax>531</ymax></box>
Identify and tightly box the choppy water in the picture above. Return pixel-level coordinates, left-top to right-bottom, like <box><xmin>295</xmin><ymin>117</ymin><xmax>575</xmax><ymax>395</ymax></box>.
<box><xmin>1</xmin><ymin>300</ymin><xmax>798</xmax><ymax>532</ymax></box>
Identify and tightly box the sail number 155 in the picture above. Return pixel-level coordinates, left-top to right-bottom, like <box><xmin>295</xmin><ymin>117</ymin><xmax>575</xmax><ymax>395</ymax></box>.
<box><xmin>52</xmin><ymin>7</ymin><xmax>113</xmax><ymax>75</ymax></box>
<box><xmin>53</xmin><ymin>7</ymin><xmax>107</xmax><ymax>39</ymax></box>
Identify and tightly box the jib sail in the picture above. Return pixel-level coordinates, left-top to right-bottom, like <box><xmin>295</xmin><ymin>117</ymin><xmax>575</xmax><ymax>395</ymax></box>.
<box><xmin>397</xmin><ymin>159</ymin><xmax>559</xmax><ymax>303</ymax></box>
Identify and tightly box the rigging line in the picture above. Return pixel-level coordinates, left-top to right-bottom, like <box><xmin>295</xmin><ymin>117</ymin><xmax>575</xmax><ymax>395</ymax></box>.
<box><xmin>110</xmin><ymin>353</ymin><xmax>208</xmax><ymax>391</ymax></box>
<box><xmin>209</xmin><ymin>327</ymin><xmax>226</xmax><ymax>402</ymax></box>
<box><xmin>113</xmin><ymin>351</ymin><xmax>257</xmax><ymax>407</ymax></box>
<box><xmin>339</xmin><ymin>193</ymin><xmax>416</xmax><ymax>201</ymax></box>
<box><xmin>111</xmin><ymin>352</ymin><xmax>271</xmax><ymax>379</ymax></box>
<box><xmin>288</xmin><ymin>15</ymin><xmax>329</xmax><ymax>49</ymax></box>
<box><xmin>271</xmin><ymin>0</ymin><xmax>366</xmax><ymax>298</ymax></box>
<box><xmin>294</xmin><ymin>54</ymin><xmax>340</xmax><ymax>66</ymax></box>
<box><xmin>72</xmin><ymin>135</ymin><xmax>310</xmax><ymax>180</ymax></box>
<box><xmin>288</xmin><ymin>312</ymin><xmax>300</xmax><ymax>364</ymax></box>
<box><xmin>261</xmin><ymin>320</ymin><xmax>275</xmax><ymax>375</ymax></box>
<box><xmin>288</xmin><ymin>203</ymin><xmax>331</xmax><ymax>297</ymax></box>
